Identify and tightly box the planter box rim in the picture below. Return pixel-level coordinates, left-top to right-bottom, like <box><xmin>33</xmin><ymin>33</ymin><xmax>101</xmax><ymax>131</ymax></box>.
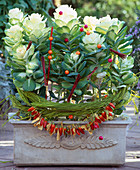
<box><xmin>9</xmin><ymin>118</ymin><xmax>132</xmax><ymax>125</ymax></box>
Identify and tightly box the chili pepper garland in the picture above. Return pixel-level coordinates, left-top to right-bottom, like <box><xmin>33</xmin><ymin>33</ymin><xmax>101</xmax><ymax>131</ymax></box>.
<box><xmin>27</xmin><ymin>102</ymin><xmax>115</xmax><ymax>140</ymax></box>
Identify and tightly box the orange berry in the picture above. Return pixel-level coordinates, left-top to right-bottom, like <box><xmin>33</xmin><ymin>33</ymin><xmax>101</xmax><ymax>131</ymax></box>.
<box><xmin>65</xmin><ymin>70</ymin><xmax>69</xmax><ymax>75</ymax></box>
<box><xmin>97</xmin><ymin>44</ymin><xmax>102</xmax><ymax>49</ymax></box>
<box><xmin>49</xmin><ymin>37</ymin><xmax>53</xmax><ymax>41</ymax></box>
<box><xmin>76</xmin><ymin>51</ymin><xmax>80</xmax><ymax>55</ymax></box>
<box><xmin>86</xmin><ymin>31</ymin><xmax>90</xmax><ymax>35</ymax></box>
<box><xmin>48</xmin><ymin>50</ymin><xmax>52</xmax><ymax>54</ymax></box>
<box><xmin>104</xmin><ymin>95</ymin><xmax>108</xmax><ymax>98</ymax></box>
<box><xmin>48</xmin><ymin>55</ymin><xmax>52</xmax><ymax>59</ymax></box>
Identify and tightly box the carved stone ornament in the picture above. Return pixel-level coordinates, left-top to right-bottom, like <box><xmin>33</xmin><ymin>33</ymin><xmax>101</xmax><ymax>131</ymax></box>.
<box><xmin>24</xmin><ymin>134</ymin><xmax>118</xmax><ymax>150</ymax></box>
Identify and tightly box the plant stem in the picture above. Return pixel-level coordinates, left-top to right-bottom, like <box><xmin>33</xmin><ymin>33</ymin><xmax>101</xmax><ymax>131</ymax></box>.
<box><xmin>50</xmin><ymin>82</ymin><xmax>53</xmax><ymax>101</ymax></box>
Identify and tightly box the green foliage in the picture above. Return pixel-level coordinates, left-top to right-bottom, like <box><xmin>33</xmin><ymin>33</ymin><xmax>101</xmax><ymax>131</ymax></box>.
<box><xmin>62</xmin><ymin>0</ymin><xmax>140</xmax><ymax>28</ymax></box>
<box><xmin>3</xmin><ymin>4</ymin><xmax>137</xmax><ymax>119</ymax></box>
<box><xmin>0</xmin><ymin>0</ymin><xmax>54</xmax><ymax>51</ymax></box>
<box><xmin>10</xmin><ymin>87</ymin><xmax>127</xmax><ymax>119</ymax></box>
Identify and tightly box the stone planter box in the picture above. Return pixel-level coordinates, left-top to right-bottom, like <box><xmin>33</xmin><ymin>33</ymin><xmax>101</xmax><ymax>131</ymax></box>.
<box><xmin>10</xmin><ymin>117</ymin><xmax>131</xmax><ymax>166</ymax></box>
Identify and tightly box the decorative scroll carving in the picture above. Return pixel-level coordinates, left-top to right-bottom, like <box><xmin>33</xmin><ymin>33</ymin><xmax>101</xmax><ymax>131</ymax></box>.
<box><xmin>24</xmin><ymin>134</ymin><xmax>118</xmax><ymax>150</ymax></box>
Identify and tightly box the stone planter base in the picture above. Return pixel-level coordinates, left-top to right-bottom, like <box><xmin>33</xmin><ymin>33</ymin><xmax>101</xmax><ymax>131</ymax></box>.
<box><xmin>10</xmin><ymin>118</ymin><xmax>131</xmax><ymax>166</ymax></box>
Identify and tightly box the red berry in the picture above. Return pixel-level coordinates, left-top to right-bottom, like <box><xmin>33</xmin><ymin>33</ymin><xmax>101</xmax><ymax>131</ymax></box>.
<box><xmin>64</xmin><ymin>38</ymin><xmax>69</xmax><ymax>42</ymax></box>
<box><xmin>59</xmin><ymin>11</ymin><xmax>63</xmax><ymax>15</ymax></box>
<box><xmin>80</xmin><ymin>27</ymin><xmax>84</xmax><ymax>32</ymax></box>
<box><xmin>108</xmin><ymin>58</ymin><xmax>112</xmax><ymax>63</ymax></box>
<box><xmin>99</xmin><ymin>136</ymin><xmax>103</xmax><ymax>140</ymax></box>
<box><xmin>84</xmin><ymin>24</ymin><xmax>88</xmax><ymax>28</ymax></box>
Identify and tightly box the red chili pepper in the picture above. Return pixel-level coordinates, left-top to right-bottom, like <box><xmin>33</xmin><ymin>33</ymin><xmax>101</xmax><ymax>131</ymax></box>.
<box><xmin>55</xmin><ymin>127</ymin><xmax>58</xmax><ymax>133</ymax></box>
<box><xmin>94</xmin><ymin>122</ymin><xmax>99</xmax><ymax>128</ymax></box>
<box><xmin>95</xmin><ymin>117</ymin><xmax>101</xmax><ymax>124</ymax></box>
<box><xmin>33</xmin><ymin>113</ymin><xmax>40</xmax><ymax>119</ymax></box>
<box><xmin>31</xmin><ymin>110</ymin><xmax>37</xmax><ymax>115</ymax></box>
<box><xmin>78</xmin><ymin>127</ymin><xmax>85</xmax><ymax>134</ymax></box>
<box><xmin>89</xmin><ymin>122</ymin><xmax>94</xmax><ymax>130</ymax></box>
<box><xmin>43</xmin><ymin>121</ymin><xmax>47</xmax><ymax>128</ymax></box>
<box><xmin>102</xmin><ymin>112</ymin><xmax>107</xmax><ymax>119</ymax></box>
<box><xmin>105</xmin><ymin>106</ymin><xmax>113</xmax><ymax>112</ymax></box>
<box><xmin>94</xmin><ymin>125</ymin><xmax>98</xmax><ymax>129</ymax></box>
<box><xmin>67</xmin><ymin>129</ymin><xmax>70</xmax><ymax>134</ymax></box>
<box><xmin>50</xmin><ymin>124</ymin><xmax>55</xmax><ymax>133</ymax></box>
<box><xmin>76</xmin><ymin>129</ymin><xmax>80</xmax><ymax>135</ymax></box>
<box><xmin>59</xmin><ymin>127</ymin><xmax>63</xmax><ymax>136</ymax></box>
<box><xmin>109</xmin><ymin>112</ymin><xmax>113</xmax><ymax>116</ymax></box>
<box><xmin>28</xmin><ymin>107</ymin><xmax>35</xmax><ymax>112</ymax></box>
<box><xmin>109</xmin><ymin>103</ymin><xmax>115</xmax><ymax>109</ymax></box>
<box><xmin>71</xmin><ymin>128</ymin><xmax>75</xmax><ymax>135</ymax></box>
<box><xmin>40</xmin><ymin>118</ymin><xmax>44</xmax><ymax>126</ymax></box>
<box><xmin>63</xmin><ymin>128</ymin><xmax>66</xmax><ymax>135</ymax></box>
<box><xmin>99</xmin><ymin>115</ymin><xmax>105</xmax><ymax>122</ymax></box>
